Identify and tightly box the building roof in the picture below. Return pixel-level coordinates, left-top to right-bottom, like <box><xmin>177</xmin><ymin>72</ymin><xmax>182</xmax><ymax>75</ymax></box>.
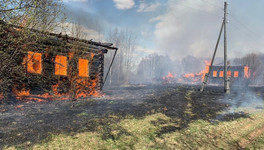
<box><xmin>0</xmin><ymin>20</ymin><xmax>118</xmax><ymax>52</ymax></box>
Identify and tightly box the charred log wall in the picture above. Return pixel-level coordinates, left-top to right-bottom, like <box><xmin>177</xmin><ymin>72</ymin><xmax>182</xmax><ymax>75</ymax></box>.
<box><xmin>23</xmin><ymin>49</ymin><xmax>106</xmax><ymax>97</ymax></box>
<box><xmin>91</xmin><ymin>53</ymin><xmax>104</xmax><ymax>91</ymax></box>
<box><xmin>0</xmin><ymin>22</ymin><xmax>111</xmax><ymax>99</ymax></box>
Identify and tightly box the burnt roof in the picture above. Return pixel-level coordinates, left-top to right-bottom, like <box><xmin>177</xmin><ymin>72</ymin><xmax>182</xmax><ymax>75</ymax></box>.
<box><xmin>0</xmin><ymin>20</ymin><xmax>118</xmax><ymax>51</ymax></box>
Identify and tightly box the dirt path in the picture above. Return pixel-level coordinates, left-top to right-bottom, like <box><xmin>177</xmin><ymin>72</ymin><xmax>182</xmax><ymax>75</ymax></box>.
<box><xmin>238</xmin><ymin>124</ymin><xmax>264</xmax><ymax>149</ymax></box>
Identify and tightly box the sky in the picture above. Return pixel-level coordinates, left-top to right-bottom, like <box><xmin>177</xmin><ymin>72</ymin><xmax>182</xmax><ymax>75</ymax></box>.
<box><xmin>62</xmin><ymin>0</ymin><xmax>264</xmax><ymax>62</ymax></box>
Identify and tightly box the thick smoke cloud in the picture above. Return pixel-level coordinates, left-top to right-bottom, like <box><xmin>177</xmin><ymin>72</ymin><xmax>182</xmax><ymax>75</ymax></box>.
<box><xmin>64</xmin><ymin>4</ymin><xmax>104</xmax><ymax>33</ymax></box>
<box><xmin>154</xmin><ymin>0</ymin><xmax>223</xmax><ymax>60</ymax></box>
<box><xmin>153</xmin><ymin>0</ymin><xmax>264</xmax><ymax>61</ymax></box>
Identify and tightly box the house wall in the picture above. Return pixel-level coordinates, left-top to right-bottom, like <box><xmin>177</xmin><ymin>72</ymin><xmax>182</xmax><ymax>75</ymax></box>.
<box><xmin>208</xmin><ymin>66</ymin><xmax>248</xmax><ymax>85</ymax></box>
<box><xmin>21</xmin><ymin>49</ymin><xmax>105</xmax><ymax>97</ymax></box>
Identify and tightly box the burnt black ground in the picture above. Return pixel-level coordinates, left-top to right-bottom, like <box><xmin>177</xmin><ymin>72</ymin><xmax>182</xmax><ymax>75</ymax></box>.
<box><xmin>0</xmin><ymin>84</ymin><xmax>263</xmax><ymax>149</ymax></box>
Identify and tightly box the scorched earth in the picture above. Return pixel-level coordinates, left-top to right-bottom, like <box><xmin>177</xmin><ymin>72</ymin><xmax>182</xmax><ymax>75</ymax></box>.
<box><xmin>1</xmin><ymin>84</ymin><xmax>264</xmax><ymax>149</ymax></box>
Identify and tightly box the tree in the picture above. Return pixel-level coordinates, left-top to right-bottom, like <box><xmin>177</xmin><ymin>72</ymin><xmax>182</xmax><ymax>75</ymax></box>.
<box><xmin>233</xmin><ymin>53</ymin><xmax>263</xmax><ymax>84</ymax></box>
<box><xmin>104</xmin><ymin>28</ymin><xmax>136</xmax><ymax>86</ymax></box>
<box><xmin>118</xmin><ymin>28</ymin><xmax>137</xmax><ymax>83</ymax></box>
<box><xmin>70</xmin><ymin>22</ymin><xmax>87</xmax><ymax>39</ymax></box>
<box><xmin>0</xmin><ymin>0</ymin><xmax>65</xmax><ymax>31</ymax></box>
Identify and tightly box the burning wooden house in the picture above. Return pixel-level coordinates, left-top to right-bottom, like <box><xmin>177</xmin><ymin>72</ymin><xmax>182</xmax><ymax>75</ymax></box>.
<box><xmin>172</xmin><ymin>62</ymin><xmax>250</xmax><ymax>86</ymax></box>
<box><xmin>0</xmin><ymin>21</ymin><xmax>117</xmax><ymax>101</ymax></box>
<box><xmin>208</xmin><ymin>65</ymin><xmax>250</xmax><ymax>85</ymax></box>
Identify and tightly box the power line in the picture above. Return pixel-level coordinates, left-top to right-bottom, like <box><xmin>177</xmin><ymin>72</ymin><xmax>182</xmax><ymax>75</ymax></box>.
<box><xmin>229</xmin><ymin>13</ymin><xmax>262</xmax><ymax>39</ymax></box>
<box><xmin>228</xmin><ymin>21</ymin><xmax>258</xmax><ymax>41</ymax></box>
<box><xmin>228</xmin><ymin>22</ymin><xmax>258</xmax><ymax>49</ymax></box>
<box><xmin>228</xmin><ymin>21</ymin><xmax>263</xmax><ymax>54</ymax></box>
<box><xmin>228</xmin><ymin>15</ymin><xmax>263</xmax><ymax>51</ymax></box>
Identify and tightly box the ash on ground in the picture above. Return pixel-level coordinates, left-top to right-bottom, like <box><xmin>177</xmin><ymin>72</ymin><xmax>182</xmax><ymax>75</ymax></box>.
<box><xmin>0</xmin><ymin>84</ymin><xmax>264</xmax><ymax>148</ymax></box>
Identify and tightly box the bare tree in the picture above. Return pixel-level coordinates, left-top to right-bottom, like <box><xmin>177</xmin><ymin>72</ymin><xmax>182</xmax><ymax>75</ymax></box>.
<box><xmin>233</xmin><ymin>53</ymin><xmax>263</xmax><ymax>84</ymax></box>
<box><xmin>70</xmin><ymin>22</ymin><xmax>87</xmax><ymax>39</ymax></box>
<box><xmin>104</xmin><ymin>28</ymin><xmax>136</xmax><ymax>86</ymax></box>
<box><xmin>0</xmin><ymin>0</ymin><xmax>65</xmax><ymax>31</ymax></box>
<box><xmin>105</xmin><ymin>28</ymin><xmax>123</xmax><ymax>86</ymax></box>
<box><xmin>123</xmin><ymin>28</ymin><xmax>136</xmax><ymax>83</ymax></box>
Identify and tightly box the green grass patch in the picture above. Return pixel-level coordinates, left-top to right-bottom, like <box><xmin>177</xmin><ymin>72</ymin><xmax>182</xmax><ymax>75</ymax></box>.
<box><xmin>76</xmin><ymin>112</ymin><xmax>89</xmax><ymax>117</ymax></box>
<box><xmin>184</xmin><ymin>90</ymin><xmax>195</xmax><ymax>117</ymax></box>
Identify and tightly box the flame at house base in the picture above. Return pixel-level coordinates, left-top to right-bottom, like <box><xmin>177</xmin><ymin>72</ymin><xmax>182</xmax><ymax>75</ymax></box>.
<box><xmin>10</xmin><ymin>72</ymin><xmax>103</xmax><ymax>102</ymax></box>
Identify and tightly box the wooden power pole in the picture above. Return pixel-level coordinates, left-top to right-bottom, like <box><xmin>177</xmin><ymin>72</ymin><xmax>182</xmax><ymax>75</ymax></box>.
<box><xmin>200</xmin><ymin>1</ymin><xmax>230</xmax><ymax>93</ymax></box>
<box><xmin>200</xmin><ymin>21</ymin><xmax>224</xmax><ymax>92</ymax></box>
<box><xmin>224</xmin><ymin>1</ymin><xmax>230</xmax><ymax>93</ymax></box>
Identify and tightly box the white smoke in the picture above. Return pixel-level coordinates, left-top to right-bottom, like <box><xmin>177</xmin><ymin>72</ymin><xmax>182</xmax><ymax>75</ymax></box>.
<box><xmin>224</xmin><ymin>89</ymin><xmax>264</xmax><ymax>114</ymax></box>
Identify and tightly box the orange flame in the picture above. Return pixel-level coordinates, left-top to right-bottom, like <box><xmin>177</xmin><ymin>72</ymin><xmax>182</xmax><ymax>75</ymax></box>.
<box><xmin>219</xmin><ymin>71</ymin><xmax>224</xmax><ymax>77</ymax></box>
<box><xmin>55</xmin><ymin>55</ymin><xmax>67</xmax><ymax>76</ymax></box>
<box><xmin>167</xmin><ymin>72</ymin><xmax>173</xmax><ymax>78</ymax></box>
<box><xmin>12</xmin><ymin>84</ymin><xmax>30</xmax><ymax>98</ymax></box>
<box><xmin>90</xmin><ymin>53</ymin><xmax>95</xmax><ymax>60</ymax></box>
<box><xmin>26</xmin><ymin>51</ymin><xmax>42</xmax><ymax>74</ymax></box>
<box><xmin>163</xmin><ymin>72</ymin><xmax>173</xmax><ymax>79</ymax></box>
<box><xmin>244</xmin><ymin>66</ymin><xmax>250</xmax><ymax>78</ymax></box>
<box><xmin>234</xmin><ymin>71</ymin><xmax>239</xmax><ymax>78</ymax></box>
<box><xmin>75</xmin><ymin>75</ymin><xmax>101</xmax><ymax>98</ymax></box>
<box><xmin>184</xmin><ymin>73</ymin><xmax>195</xmax><ymax>78</ymax></box>
<box><xmin>183</xmin><ymin>60</ymin><xmax>210</xmax><ymax>82</ymax></box>
<box><xmin>68</xmin><ymin>52</ymin><xmax>75</xmax><ymax>60</ymax></box>
<box><xmin>213</xmin><ymin>71</ymin><xmax>217</xmax><ymax>77</ymax></box>
<box><xmin>78</xmin><ymin>59</ymin><xmax>89</xmax><ymax>77</ymax></box>
<box><xmin>162</xmin><ymin>72</ymin><xmax>178</xmax><ymax>84</ymax></box>
<box><xmin>227</xmin><ymin>71</ymin><xmax>231</xmax><ymax>77</ymax></box>
<box><xmin>0</xmin><ymin>93</ymin><xmax>4</xmax><ymax>100</ymax></box>
<box><xmin>51</xmin><ymin>82</ymin><xmax>69</xmax><ymax>97</ymax></box>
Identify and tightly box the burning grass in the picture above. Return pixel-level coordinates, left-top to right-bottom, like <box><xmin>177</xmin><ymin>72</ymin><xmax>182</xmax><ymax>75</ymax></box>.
<box><xmin>1</xmin><ymin>84</ymin><xmax>264</xmax><ymax>149</ymax></box>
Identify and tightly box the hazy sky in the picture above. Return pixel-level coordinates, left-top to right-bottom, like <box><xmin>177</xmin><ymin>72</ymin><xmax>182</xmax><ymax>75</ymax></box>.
<box><xmin>63</xmin><ymin>0</ymin><xmax>264</xmax><ymax>61</ymax></box>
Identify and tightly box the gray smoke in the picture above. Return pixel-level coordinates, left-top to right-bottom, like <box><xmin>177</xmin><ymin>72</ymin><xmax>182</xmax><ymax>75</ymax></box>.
<box><xmin>224</xmin><ymin>88</ymin><xmax>264</xmax><ymax>114</ymax></box>
<box><xmin>64</xmin><ymin>3</ymin><xmax>104</xmax><ymax>32</ymax></box>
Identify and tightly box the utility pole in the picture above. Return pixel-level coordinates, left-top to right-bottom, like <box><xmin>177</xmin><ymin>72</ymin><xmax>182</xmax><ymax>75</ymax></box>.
<box><xmin>224</xmin><ymin>1</ymin><xmax>230</xmax><ymax>93</ymax></box>
<box><xmin>200</xmin><ymin>1</ymin><xmax>230</xmax><ymax>93</ymax></box>
<box><xmin>200</xmin><ymin>21</ymin><xmax>224</xmax><ymax>92</ymax></box>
